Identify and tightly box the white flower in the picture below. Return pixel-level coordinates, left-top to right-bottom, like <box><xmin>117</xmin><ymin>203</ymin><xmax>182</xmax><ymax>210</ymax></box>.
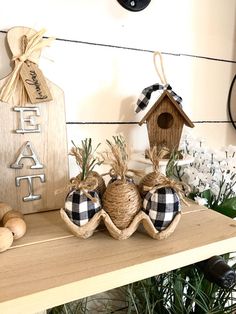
<box><xmin>210</xmin><ymin>183</ymin><xmax>220</xmax><ymax>196</ymax></box>
<box><xmin>194</xmin><ymin>196</ymin><xmax>208</xmax><ymax>206</ymax></box>
<box><xmin>198</xmin><ymin>184</ymin><xmax>209</xmax><ymax>193</ymax></box>
<box><xmin>223</xmin><ymin>145</ymin><xmax>236</xmax><ymax>158</ymax></box>
<box><xmin>177</xmin><ymin>135</ymin><xmax>236</xmax><ymax>203</ymax></box>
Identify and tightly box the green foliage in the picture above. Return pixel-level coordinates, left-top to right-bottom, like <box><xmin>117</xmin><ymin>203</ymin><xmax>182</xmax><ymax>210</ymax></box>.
<box><xmin>47</xmin><ymin>299</ymin><xmax>89</xmax><ymax>314</ymax></box>
<box><xmin>71</xmin><ymin>138</ymin><xmax>102</xmax><ymax>180</ymax></box>
<box><xmin>166</xmin><ymin>149</ymin><xmax>183</xmax><ymax>178</ymax></box>
<box><xmin>214</xmin><ymin>197</ymin><xmax>236</xmax><ymax>218</ymax></box>
<box><xmin>106</xmin><ymin>135</ymin><xmax>128</xmax><ymax>162</ymax></box>
<box><xmin>125</xmin><ymin>258</ymin><xmax>236</xmax><ymax>314</ymax></box>
<box><xmin>186</xmin><ymin>188</ymin><xmax>236</xmax><ymax>219</ymax></box>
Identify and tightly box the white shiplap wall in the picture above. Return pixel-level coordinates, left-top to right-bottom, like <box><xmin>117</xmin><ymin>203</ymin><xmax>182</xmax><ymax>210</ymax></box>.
<box><xmin>0</xmin><ymin>0</ymin><xmax>236</xmax><ymax>178</ymax></box>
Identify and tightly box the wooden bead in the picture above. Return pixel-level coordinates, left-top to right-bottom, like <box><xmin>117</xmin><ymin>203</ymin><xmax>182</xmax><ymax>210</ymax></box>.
<box><xmin>0</xmin><ymin>203</ymin><xmax>12</xmax><ymax>221</ymax></box>
<box><xmin>4</xmin><ymin>218</ymin><xmax>26</xmax><ymax>240</ymax></box>
<box><xmin>2</xmin><ymin>210</ymin><xmax>24</xmax><ymax>225</ymax></box>
<box><xmin>0</xmin><ymin>227</ymin><xmax>13</xmax><ymax>252</ymax></box>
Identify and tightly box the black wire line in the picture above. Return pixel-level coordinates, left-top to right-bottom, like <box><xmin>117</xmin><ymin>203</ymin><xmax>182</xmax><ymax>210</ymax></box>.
<box><xmin>227</xmin><ymin>74</ymin><xmax>236</xmax><ymax>130</ymax></box>
<box><xmin>1</xmin><ymin>30</ymin><xmax>236</xmax><ymax>64</ymax></box>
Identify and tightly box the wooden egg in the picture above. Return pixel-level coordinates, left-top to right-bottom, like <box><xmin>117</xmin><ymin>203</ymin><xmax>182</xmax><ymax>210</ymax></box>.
<box><xmin>0</xmin><ymin>203</ymin><xmax>12</xmax><ymax>221</ymax></box>
<box><xmin>4</xmin><ymin>218</ymin><xmax>26</xmax><ymax>240</ymax></box>
<box><xmin>0</xmin><ymin>227</ymin><xmax>14</xmax><ymax>252</ymax></box>
<box><xmin>2</xmin><ymin>210</ymin><xmax>24</xmax><ymax>225</ymax></box>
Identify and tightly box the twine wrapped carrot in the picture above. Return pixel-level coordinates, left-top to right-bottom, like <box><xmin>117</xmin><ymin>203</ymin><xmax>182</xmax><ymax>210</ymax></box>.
<box><xmin>140</xmin><ymin>146</ymin><xmax>190</xmax><ymax>203</ymax></box>
<box><xmin>102</xmin><ymin>135</ymin><xmax>142</xmax><ymax>229</ymax></box>
<box><xmin>63</xmin><ymin>138</ymin><xmax>104</xmax><ymax>227</ymax></box>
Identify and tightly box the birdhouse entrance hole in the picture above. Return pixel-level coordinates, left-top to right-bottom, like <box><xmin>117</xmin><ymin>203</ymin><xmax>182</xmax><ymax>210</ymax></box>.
<box><xmin>157</xmin><ymin>112</ymin><xmax>174</xmax><ymax>129</ymax></box>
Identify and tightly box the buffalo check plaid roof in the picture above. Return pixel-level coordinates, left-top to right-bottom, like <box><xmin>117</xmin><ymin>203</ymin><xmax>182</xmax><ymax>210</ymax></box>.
<box><xmin>143</xmin><ymin>187</ymin><xmax>180</xmax><ymax>231</ymax></box>
<box><xmin>65</xmin><ymin>190</ymin><xmax>101</xmax><ymax>227</ymax></box>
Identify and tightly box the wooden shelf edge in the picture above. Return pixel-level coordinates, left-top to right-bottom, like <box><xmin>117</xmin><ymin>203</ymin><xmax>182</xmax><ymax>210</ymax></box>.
<box><xmin>1</xmin><ymin>236</ymin><xmax>236</xmax><ymax>314</ymax></box>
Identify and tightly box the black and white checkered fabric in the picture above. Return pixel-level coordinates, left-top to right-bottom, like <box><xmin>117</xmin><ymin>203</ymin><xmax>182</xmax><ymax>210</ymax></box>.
<box><xmin>135</xmin><ymin>83</ymin><xmax>182</xmax><ymax>113</ymax></box>
<box><xmin>143</xmin><ymin>187</ymin><xmax>180</xmax><ymax>231</ymax></box>
<box><xmin>65</xmin><ymin>190</ymin><xmax>101</xmax><ymax>227</ymax></box>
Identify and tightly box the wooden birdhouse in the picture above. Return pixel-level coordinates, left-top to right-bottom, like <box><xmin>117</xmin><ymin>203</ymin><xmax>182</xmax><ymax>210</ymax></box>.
<box><xmin>139</xmin><ymin>90</ymin><xmax>194</xmax><ymax>152</ymax></box>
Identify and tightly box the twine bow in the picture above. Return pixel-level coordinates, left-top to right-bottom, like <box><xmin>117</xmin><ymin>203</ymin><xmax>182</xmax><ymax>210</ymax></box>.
<box><xmin>69</xmin><ymin>176</ymin><xmax>99</xmax><ymax>203</ymax></box>
<box><xmin>135</xmin><ymin>51</ymin><xmax>182</xmax><ymax>113</ymax></box>
<box><xmin>0</xmin><ymin>29</ymin><xmax>54</xmax><ymax>105</ymax></box>
<box><xmin>143</xmin><ymin>177</ymin><xmax>190</xmax><ymax>206</ymax></box>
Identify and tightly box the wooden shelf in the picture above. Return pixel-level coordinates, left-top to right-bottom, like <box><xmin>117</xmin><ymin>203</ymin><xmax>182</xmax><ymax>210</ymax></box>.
<box><xmin>1</xmin><ymin>201</ymin><xmax>236</xmax><ymax>314</ymax></box>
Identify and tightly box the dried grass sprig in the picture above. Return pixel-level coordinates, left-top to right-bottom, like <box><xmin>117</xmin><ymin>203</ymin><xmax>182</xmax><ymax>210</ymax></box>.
<box><xmin>146</xmin><ymin>146</ymin><xmax>169</xmax><ymax>172</ymax></box>
<box><xmin>69</xmin><ymin>138</ymin><xmax>102</xmax><ymax>180</ymax></box>
<box><xmin>101</xmin><ymin>135</ymin><xmax>143</xmax><ymax>180</ymax></box>
<box><xmin>101</xmin><ymin>141</ymin><xmax>128</xmax><ymax>180</ymax></box>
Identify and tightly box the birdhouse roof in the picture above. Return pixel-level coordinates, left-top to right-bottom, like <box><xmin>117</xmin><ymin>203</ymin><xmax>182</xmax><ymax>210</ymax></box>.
<box><xmin>139</xmin><ymin>90</ymin><xmax>194</xmax><ymax>128</ymax></box>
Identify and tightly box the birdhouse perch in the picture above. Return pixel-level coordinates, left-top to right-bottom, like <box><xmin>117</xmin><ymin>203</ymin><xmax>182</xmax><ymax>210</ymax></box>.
<box><xmin>139</xmin><ymin>90</ymin><xmax>194</xmax><ymax>152</ymax></box>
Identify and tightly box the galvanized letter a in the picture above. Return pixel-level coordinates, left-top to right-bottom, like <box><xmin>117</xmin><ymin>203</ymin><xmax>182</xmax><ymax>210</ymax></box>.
<box><xmin>10</xmin><ymin>141</ymin><xmax>43</xmax><ymax>169</ymax></box>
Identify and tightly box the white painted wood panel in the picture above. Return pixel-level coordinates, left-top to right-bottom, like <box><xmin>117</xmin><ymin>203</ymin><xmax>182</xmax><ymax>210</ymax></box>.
<box><xmin>0</xmin><ymin>0</ymin><xmax>235</xmax><ymax>61</ymax></box>
<box><xmin>1</xmin><ymin>33</ymin><xmax>234</xmax><ymax>123</ymax></box>
<box><xmin>29</xmin><ymin>41</ymin><xmax>236</xmax><ymax>123</ymax></box>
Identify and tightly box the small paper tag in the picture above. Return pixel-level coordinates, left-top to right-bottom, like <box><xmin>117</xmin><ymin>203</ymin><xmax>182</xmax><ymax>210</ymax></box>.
<box><xmin>20</xmin><ymin>62</ymin><xmax>53</xmax><ymax>104</ymax></box>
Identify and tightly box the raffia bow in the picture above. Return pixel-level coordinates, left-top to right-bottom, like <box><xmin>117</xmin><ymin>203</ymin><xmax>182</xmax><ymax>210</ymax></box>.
<box><xmin>69</xmin><ymin>176</ymin><xmax>99</xmax><ymax>203</ymax></box>
<box><xmin>0</xmin><ymin>29</ymin><xmax>54</xmax><ymax>105</ymax></box>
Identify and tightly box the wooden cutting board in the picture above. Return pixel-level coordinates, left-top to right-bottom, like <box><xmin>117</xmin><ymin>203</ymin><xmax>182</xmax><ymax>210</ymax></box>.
<box><xmin>0</xmin><ymin>27</ymin><xmax>69</xmax><ymax>214</ymax></box>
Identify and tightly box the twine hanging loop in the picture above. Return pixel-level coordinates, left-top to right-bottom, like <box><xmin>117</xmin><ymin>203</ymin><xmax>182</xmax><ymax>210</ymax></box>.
<box><xmin>153</xmin><ymin>51</ymin><xmax>168</xmax><ymax>86</ymax></box>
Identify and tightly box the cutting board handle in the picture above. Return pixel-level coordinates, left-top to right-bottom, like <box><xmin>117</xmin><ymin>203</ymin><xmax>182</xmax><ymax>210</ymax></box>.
<box><xmin>7</xmin><ymin>26</ymin><xmax>41</xmax><ymax>63</ymax></box>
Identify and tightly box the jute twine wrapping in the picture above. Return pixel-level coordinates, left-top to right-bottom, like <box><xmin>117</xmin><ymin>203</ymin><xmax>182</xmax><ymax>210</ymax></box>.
<box><xmin>102</xmin><ymin>179</ymin><xmax>142</xmax><ymax>230</ymax></box>
<box><xmin>101</xmin><ymin>139</ymin><xmax>143</xmax><ymax>229</ymax></box>
<box><xmin>0</xmin><ymin>29</ymin><xmax>54</xmax><ymax>105</ymax></box>
<box><xmin>139</xmin><ymin>171</ymin><xmax>166</xmax><ymax>196</ymax></box>
<box><xmin>89</xmin><ymin>171</ymin><xmax>106</xmax><ymax>196</ymax></box>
